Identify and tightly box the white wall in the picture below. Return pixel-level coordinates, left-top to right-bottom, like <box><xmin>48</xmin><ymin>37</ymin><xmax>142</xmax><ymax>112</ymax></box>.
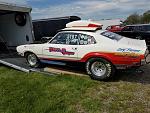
<box><xmin>0</xmin><ymin>12</ymin><xmax>33</xmax><ymax>48</ymax></box>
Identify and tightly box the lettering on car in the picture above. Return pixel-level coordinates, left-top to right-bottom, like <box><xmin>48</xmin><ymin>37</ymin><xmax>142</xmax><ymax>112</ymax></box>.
<box><xmin>49</xmin><ymin>47</ymin><xmax>75</xmax><ymax>55</ymax></box>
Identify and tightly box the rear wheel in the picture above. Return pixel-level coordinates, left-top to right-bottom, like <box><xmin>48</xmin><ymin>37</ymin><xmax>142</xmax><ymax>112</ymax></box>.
<box><xmin>26</xmin><ymin>53</ymin><xmax>40</xmax><ymax>68</ymax></box>
<box><xmin>86</xmin><ymin>58</ymin><xmax>115</xmax><ymax>81</ymax></box>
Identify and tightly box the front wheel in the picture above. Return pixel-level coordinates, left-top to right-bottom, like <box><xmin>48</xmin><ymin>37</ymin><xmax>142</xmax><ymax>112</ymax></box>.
<box><xmin>86</xmin><ymin>58</ymin><xmax>115</xmax><ymax>81</ymax></box>
<box><xmin>26</xmin><ymin>53</ymin><xmax>40</xmax><ymax>68</ymax></box>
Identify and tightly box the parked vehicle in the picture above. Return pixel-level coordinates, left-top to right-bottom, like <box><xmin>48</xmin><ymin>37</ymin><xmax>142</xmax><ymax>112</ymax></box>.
<box><xmin>32</xmin><ymin>16</ymin><xmax>81</xmax><ymax>42</ymax></box>
<box><xmin>17</xmin><ymin>20</ymin><xmax>148</xmax><ymax>81</ymax></box>
<box><xmin>0</xmin><ymin>2</ymin><xmax>34</xmax><ymax>51</ymax></box>
<box><xmin>106</xmin><ymin>25</ymin><xmax>124</xmax><ymax>32</ymax></box>
<box><xmin>114</xmin><ymin>24</ymin><xmax>150</xmax><ymax>50</ymax></box>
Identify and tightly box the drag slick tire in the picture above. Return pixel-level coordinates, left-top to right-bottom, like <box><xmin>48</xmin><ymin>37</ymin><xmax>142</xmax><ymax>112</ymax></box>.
<box><xmin>25</xmin><ymin>53</ymin><xmax>40</xmax><ymax>68</ymax></box>
<box><xmin>86</xmin><ymin>58</ymin><xmax>115</xmax><ymax>81</ymax></box>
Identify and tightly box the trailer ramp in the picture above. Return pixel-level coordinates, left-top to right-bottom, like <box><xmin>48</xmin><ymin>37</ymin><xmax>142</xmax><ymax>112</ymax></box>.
<box><xmin>0</xmin><ymin>52</ymin><xmax>40</xmax><ymax>73</ymax></box>
<box><xmin>0</xmin><ymin>57</ymin><xmax>32</xmax><ymax>72</ymax></box>
<box><xmin>0</xmin><ymin>55</ymin><xmax>54</xmax><ymax>75</ymax></box>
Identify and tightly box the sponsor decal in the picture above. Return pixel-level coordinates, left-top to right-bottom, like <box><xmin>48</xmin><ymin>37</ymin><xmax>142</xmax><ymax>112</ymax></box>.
<box><xmin>48</xmin><ymin>47</ymin><xmax>75</xmax><ymax>55</ymax></box>
<box><xmin>114</xmin><ymin>52</ymin><xmax>139</xmax><ymax>57</ymax></box>
<box><xmin>117</xmin><ymin>48</ymin><xmax>141</xmax><ymax>53</ymax></box>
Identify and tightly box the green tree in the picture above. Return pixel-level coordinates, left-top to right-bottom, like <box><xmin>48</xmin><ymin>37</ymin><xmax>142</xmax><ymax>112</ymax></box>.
<box><xmin>142</xmin><ymin>10</ymin><xmax>150</xmax><ymax>24</ymax></box>
<box><xmin>124</xmin><ymin>13</ymin><xmax>141</xmax><ymax>25</ymax></box>
<box><xmin>124</xmin><ymin>10</ymin><xmax>150</xmax><ymax>25</ymax></box>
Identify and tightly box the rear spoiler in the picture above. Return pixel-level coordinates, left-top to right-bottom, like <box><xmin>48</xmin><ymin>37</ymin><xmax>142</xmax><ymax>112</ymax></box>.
<box><xmin>59</xmin><ymin>27</ymin><xmax>102</xmax><ymax>32</ymax></box>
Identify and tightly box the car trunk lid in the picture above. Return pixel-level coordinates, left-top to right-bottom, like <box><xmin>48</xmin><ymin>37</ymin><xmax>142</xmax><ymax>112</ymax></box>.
<box><xmin>119</xmin><ymin>37</ymin><xmax>147</xmax><ymax>54</ymax></box>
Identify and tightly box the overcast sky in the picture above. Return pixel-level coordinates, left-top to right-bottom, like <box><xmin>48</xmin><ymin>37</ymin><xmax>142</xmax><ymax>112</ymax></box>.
<box><xmin>0</xmin><ymin>0</ymin><xmax>149</xmax><ymax>20</ymax></box>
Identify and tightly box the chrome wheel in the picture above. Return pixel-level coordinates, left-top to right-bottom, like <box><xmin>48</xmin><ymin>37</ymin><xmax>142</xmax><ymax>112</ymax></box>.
<box><xmin>27</xmin><ymin>54</ymin><xmax>38</xmax><ymax>66</ymax></box>
<box><xmin>91</xmin><ymin>61</ymin><xmax>106</xmax><ymax>77</ymax></box>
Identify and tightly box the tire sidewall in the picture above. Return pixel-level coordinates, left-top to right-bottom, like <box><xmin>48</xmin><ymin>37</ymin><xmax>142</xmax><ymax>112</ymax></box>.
<box><xmin>86</xmin><ymin>58</ymin><xmax>115</xmax><ymax>80</ymax></box>
<box><xmin>26</xmin><ymin>53</ymin><xmax>40</xmax><ymax>68</ymax></box>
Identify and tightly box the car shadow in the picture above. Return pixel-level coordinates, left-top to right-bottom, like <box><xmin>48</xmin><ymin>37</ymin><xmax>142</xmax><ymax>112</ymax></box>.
<box><xmin>112</xmin><ymin>65</ymin><xmax>150</xmax><ymax>84</ymax></box>
<box><xmin>45</xmin><ymin>63</ymin><xmax>150</xmax><ymax>84</ymax></box>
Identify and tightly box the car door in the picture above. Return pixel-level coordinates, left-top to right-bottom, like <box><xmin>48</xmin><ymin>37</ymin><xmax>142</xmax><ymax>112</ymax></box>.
<box><xmin>76</xmin><ymin>33</ymin><xmax>97</xmax><ymax>60</ymax></box>
<box><xmin>42</xmin><ymin>32</ymin><xmax>79</xmax><ymax>61</ymax></box>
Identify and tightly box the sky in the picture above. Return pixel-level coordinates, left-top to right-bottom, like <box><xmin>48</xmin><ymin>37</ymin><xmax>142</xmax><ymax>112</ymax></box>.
<box><xmin>0</xmin><ymin>0</ymin><xmax>149</xmax><ymax>20</ymax></box>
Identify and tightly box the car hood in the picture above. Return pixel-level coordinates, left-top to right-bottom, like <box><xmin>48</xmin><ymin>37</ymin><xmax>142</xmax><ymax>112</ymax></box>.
<box><xmin>16</xmin><ymin>43</ymin><xmax>44</xmax><ymax>52</ymax></box>
<box><xmin>25</xmin><ymin>43</ymin><xmax>44</xmax><ymax>46</ymax></box>
<box><xmin>119</xmin><ymin>37</ymin><xmax>147</xmax><ymax>54</ymax></box>
<box><xmin>18</xmin><ymin>43</ymin><xmax>44</xmax><ymax>48</ymax></box>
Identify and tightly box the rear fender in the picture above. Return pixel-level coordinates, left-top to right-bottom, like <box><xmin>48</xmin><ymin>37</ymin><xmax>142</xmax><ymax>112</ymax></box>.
<box><xmin>80</xmin><ymin>52</ymin><xmax>113</xmax><ymax>63</ymax></box>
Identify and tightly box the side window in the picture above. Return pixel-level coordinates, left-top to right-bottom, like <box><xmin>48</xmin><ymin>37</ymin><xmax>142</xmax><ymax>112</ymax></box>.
<box><xmin>101</xmin><ymin>31</ymin><xmax>123</xmax><ymax>41</ymax></box>
<box><xmin>123</xmin><ymin>26</ymin><xmax>133</xmax><ymax>31</ymax></box>
<box><xmin>134</xmin><ymin>26</ymin><xmax>143</xmax><ymax>31</ymax></box>
<box><xmin>138</xmin><ymin>26</ymin><xmax>143</xmax><ymax>31</ymax></box>
<box><xmin>50</xmin><ymin>33</ymin><xmax>68</xmax><ymax>44</ymax></box>
<box><xmin>133</xmin><ymin>26</ymin><xmax>138</xmax><ymax>31</ymax></box>
<box><xmin>50</xmin><ymin>32</ymin><xmax>79</xmax><ymax>45</ymax></box>
<box><xmin>78</xmin><ymin>33</ymin><xmax>96</xmax><ymax>45</ymax></box>
<box><xmin>66</xmin><ymin>33</ymin><xmax>79</xmax><ymax>45</ymax></box>
<box><xmin>143</xmin><ymin>25</ymin><xmax>150</xmax><ymax>31</ymax></box>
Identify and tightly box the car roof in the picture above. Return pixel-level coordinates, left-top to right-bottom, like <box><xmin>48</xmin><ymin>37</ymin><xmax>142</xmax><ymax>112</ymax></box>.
<box><xmin>127</xmin><ymin>24</ymin><xmax>150</xmax><ymax>27</ymax></box>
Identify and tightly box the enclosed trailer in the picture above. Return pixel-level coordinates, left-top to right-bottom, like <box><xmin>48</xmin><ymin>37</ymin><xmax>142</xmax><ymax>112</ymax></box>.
<box><xmin>0</xmin><ymin>2</ymin><xmax>34</xmax><ymax>52</ymax></box>
<box><xmin>0</xmin><ymin>2</ymin><xmax>35</xmax><ymax>72</ymax></box>
<box><xmin>32</xmin><ymin>16</ymin><xmax>81</xmax><ymax>41</ymax></box>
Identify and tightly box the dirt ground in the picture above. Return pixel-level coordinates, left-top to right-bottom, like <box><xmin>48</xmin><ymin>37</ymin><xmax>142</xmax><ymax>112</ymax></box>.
<box><xmin>114</xmin><ymin>54</ymin><xmax>150</xmax><ymax>84</ymax></box>
<box><xmin>115</xmin><ymin>64</ymin><xmax>150</xmax><ymax>84</ymax></box>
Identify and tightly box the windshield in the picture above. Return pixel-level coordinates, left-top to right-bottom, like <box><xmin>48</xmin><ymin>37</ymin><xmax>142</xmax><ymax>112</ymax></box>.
<box><xmin>101</xmin><ymin>31</ymin><xmax>123</xmax><ymax>41</ymax></box>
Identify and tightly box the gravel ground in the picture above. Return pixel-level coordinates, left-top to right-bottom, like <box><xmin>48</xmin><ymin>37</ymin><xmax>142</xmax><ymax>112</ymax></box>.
<box><xmin>115</xmin><ymin>64</ymin><xmax>150</xmax><ymax>84</ymax></box>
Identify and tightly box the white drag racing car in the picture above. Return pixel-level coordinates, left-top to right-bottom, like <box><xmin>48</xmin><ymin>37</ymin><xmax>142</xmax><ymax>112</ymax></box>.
<box><xmin>17</xmin><ymin>20</ymin><xmax>149</xmax><ymax>80</ymax></box>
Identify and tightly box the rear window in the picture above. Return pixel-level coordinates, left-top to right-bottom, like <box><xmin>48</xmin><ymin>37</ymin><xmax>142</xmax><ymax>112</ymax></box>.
<box><xmin>101</xmin><ymin>31</ymin><xmax>123</xmax><ymax>41</ymax></box>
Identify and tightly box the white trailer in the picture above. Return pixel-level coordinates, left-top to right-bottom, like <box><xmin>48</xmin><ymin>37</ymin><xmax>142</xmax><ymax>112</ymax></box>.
<box><xmin>0</xmin><ymin>2</ymin><xmax>34</xmax><ymax>50</ymax></box>
<box><xmin>0</xmin><ymin>2</ymin><xmax>34</xmax><ymax>72</ymax></box>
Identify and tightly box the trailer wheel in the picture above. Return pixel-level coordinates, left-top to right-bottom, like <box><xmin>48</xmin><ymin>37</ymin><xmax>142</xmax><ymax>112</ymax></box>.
<box><xmin>26</xmin><ymin>53</ymin><xmax>40</xmax><ymax>68</ymax></box>
<box><xmin>86</xmin><ymin>58</ymin><xmax>115</xmax><ymax>81</ymax></box>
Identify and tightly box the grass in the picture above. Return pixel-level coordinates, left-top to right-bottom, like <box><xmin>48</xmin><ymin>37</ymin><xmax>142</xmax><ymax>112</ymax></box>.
<box><xmin>0</xmin><ymin>66</ymin><xmax>150</xmax><ymax>113</ymax></box>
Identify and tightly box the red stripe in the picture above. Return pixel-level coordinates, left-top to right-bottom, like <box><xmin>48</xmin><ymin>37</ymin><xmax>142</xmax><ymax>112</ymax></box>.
<box><xmin>80</xmin><ymin>52</ymin><xmax>144</xmax><ymax>65</ymax></box>
<box><xmin>39</xmin><ymin>52</ymin><xmax>144</xmax><ymax>65</ymax></box>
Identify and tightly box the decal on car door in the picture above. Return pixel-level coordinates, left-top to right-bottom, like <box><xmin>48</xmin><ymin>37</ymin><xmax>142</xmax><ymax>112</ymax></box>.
<box><xmin>48</xmin><ymin>47</ymin><xmax>75</xmax><ymax>55</ymax></box>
